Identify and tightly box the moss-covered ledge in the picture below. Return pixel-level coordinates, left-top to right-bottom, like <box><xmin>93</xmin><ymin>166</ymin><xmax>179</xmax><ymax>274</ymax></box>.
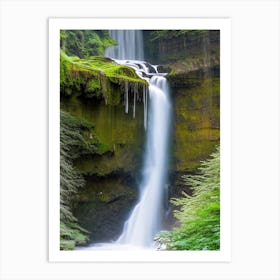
<box><xmin>60</xmin><ymin>51</ymin><xmax>148</xmax><ymax>104</ymax></box>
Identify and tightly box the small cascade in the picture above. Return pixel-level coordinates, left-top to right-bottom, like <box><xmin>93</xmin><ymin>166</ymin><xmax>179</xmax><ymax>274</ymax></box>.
<box><xmin>113</xmin><ymin>58</ymin><xmax>166</xmax><ymax>129</ymax></box>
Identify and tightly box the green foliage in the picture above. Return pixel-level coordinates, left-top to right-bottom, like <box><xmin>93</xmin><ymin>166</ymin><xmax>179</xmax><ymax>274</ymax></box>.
<box><xmin>157</xmin><ymin>147</ymin><xmax>220</xmax><ymax>250</ymax></box>
<box><xmin>60</xmin><ymin>30</ymin><xmax>116</xmax><ymax>58</ymax></box>
<box><xmin>60</xmin><ymin>110</ymin><xmax>98</xmax><ymax>159</ymax></box>
<box><xmin>60</xmin><ymin>110</ymin><xmax>94</xmax><ymax>250</ymax></box>
<box><xmin>60</xmin><ymin>223</ymin><xmax>89</xmax><ymax>250</ymax></box>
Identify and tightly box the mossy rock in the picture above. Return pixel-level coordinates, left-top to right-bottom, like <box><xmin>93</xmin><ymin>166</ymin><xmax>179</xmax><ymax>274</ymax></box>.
<box><xmin>60</xmin><ymin>51</ymin><xmax>148</xmax><ymax>105</ymax></box>
<box><xmin>171</xmin><ymin>76</ymin><xmax>220</xmax><ymax>172</ymax></box>
<box><xmin>61</xmin><ymin>93</ymin><xmax>145</xmax><ymax>176</ymax></box>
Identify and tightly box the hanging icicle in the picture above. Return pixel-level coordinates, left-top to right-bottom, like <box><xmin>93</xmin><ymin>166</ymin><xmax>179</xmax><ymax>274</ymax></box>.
<box><xmin>133</xmin><ymin>83</ymin><xmax>138</xmax><ymax>119</ymax></box>
<box><xmin>143</xmin><ymin>85</ymin><xmax>147</xmax><ymax>130</ymax></box>
<box><xmin>125</xmin><ymin>80</ymin><xmax>129</xmax><ymax>114</ymax></box>
<box><xmin>133</xmin><ymin>90</ymin><xmax>136</xmax><ymax>119</ymax></box>
<box><xmin>145</xmin><ymin>86</ymin><xmax>148</xmax><ymax>130</ymax></box>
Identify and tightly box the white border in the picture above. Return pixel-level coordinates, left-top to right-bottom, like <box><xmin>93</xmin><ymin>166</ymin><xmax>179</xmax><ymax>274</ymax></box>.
<box><xmin>49</xmin><ymin>18</ymin><xmax>231</xmax><ymax>262</ymax></box>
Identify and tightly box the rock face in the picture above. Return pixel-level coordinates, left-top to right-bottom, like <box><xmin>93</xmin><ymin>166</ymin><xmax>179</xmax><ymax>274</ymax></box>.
<box><xmin>168</xmin><ymin>67</ymin><xmax>220</xmax><ymax>201</ymax></box>
<box><xmin>61</xmin><ymin>31</ymin><xmax>220</xmax><ymax>243</ymax></box>
<box><xmin>169</xmin><ymin>67</ymin><xmax>220</xmax><ymax>173</ymax></box>
<box><xmin>143</xmin><ymin>30</ymin><xmax>220</xmax><ymax>72</ymax></box>
<box><xmin>73</xmin><ymin>173</ymin><xmax>137</xmax><ymax>242</ymax></box>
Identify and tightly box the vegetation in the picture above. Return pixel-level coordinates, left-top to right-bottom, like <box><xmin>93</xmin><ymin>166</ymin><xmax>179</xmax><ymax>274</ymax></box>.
<box><xmin>60</xmin><ymin>50</ymin><xmax>147</xmax><ymax>103</ymax></box>
<box><xmin>60</xmin><ymin>30</ymin><xmax>116</xmax><ymax>58</ymax></box>
<box><xmin>60</xmin><ymin>111</ymin><xmax>100</xmax><ymax>250</ymax></box>
<box><xmin>157</xmin><ymin>147</ymin><xmax>220</xmax><ymax>250</ymax></box>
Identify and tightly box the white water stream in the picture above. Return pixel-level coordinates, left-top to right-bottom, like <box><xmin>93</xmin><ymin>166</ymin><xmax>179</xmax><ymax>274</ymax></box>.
<box><xmin>79</xmin><ymin>30</ymin><xmax>171</xmax><ymax>250</ymax></box>
<box><xmin>117</xmin><ymin>75</ymin><xmax>170</xmax><ymax>247</ymax></box>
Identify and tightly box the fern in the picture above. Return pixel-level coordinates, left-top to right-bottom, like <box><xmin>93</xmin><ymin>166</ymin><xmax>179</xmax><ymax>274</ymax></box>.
<box><xmin>157</xmin><ymin>147</ymin><xmax>220</xmax><ymax>250</ymax></box>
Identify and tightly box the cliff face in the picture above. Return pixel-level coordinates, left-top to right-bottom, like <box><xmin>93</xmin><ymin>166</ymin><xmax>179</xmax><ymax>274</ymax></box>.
<box><xmin>60</xmin><ymin>30</ymin><xmax>220</xmax><ymax>243</ymax></box>
<box><xmin>169</xmin><ymin>67</ymin><xmax>220</xmax><ymax>173</ymax></box>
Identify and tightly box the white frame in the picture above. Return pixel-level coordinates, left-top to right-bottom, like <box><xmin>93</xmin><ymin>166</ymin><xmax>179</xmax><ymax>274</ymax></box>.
<box><xmin>49</xmin><ymin>18</ymin><xmax>231</xmax><ymax>262</ymax></box>
<box><xmin>1</xmin><ymin>0</ymin><xmax>279</xmax><ymax>279</ymax></box>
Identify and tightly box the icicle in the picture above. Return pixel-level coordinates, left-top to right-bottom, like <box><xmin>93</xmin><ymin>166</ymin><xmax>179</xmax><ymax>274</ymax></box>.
<box><xmin>143</xmin><ymin>85</ymin><xmax>147</xmax><ymax>130</ymax></box>
<box><xmin>145</xmin><ymin>86</ymin><xmax>148</xmax><ymax>130</ymax></box>
<box><xmin>133</xmin><ymin>90</ymin><xmax>136</xmax><ymax>119</ymax></box>
<box><xmin>125</xmin><ymin>80</ymin><xmax>129</xmax><ymax>114</ymax></box>
<box><xmin>133</xmin><ymin>83</ymin><xmax>138</xmax><ymax>119</ymax></box>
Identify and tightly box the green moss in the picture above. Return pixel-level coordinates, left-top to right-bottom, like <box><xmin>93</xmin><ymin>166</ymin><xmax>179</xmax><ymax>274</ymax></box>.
<box><xmin>78</xmin><ymin>56</ymin><xmax>147</xmax><ymax>85</ymax></box>
<box><xmin>172</xmin><ymin>78</ymin><xmax>220</xmax><ymax>172</ymax></box>
<box><xmin>61</xmin><ymin>93</ymin><xmax>145</xmax><ymax>176</ymax></box>
<box><xmin>87</xmin><ymin>79</ymin><xmax>102</xmax><ymax>98</ymax></box>
<box><xmin>60</xmin><ymin>51</ymin><xmax>147</xmax><ymax>105</ymax></box>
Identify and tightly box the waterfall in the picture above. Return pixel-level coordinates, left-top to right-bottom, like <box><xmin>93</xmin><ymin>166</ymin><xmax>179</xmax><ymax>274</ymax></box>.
<box><xmin>79</xmin><ymin>30</ymin><xmax>171</xmax><ymax>250</ymax></box>
<box><xmin>105</xmin><ymin>30</ymin><xmax>144</xmax><ymax>60</ymax></box>
<box><xmin>117</xmin><ymin>76</ymin><xmax>170</xmax><ymax>247</ymax></box>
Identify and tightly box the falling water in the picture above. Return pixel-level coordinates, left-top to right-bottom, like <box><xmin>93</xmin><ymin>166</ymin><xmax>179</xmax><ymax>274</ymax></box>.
<box><xmin>117</xmin><ymin>75</ymin><xmax>170</xmax><ymax>247</ymax></box>
<box><xmin>105</xmin><ymin>30</ymin><xmax>144</xmax><ymax>60</ymax></box>
<box><xmin>79</xmin><ymin>30</ymin><xmax>171</xmax><ymax>250</ymax></box>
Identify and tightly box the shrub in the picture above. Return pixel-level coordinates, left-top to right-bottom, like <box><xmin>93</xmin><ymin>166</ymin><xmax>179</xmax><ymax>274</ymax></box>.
<box><xmin>157</xmin><ymin>146</ymin><xmax>220</xmax><ymax>250</ymax></box>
